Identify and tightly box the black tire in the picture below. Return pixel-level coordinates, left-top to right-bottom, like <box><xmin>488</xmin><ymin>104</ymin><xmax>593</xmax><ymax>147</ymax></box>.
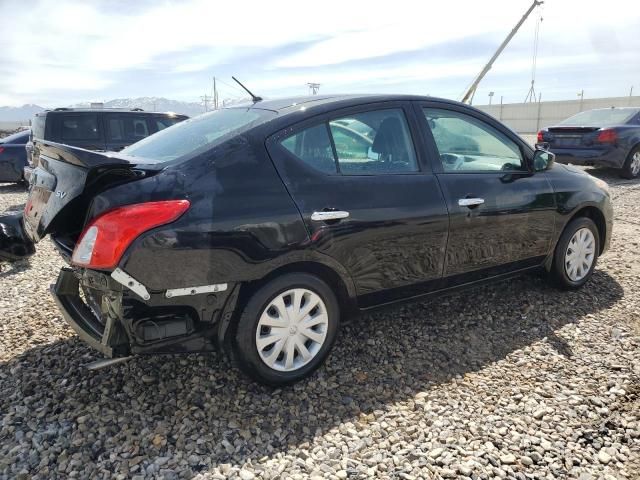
<box><xmin>620</xmin><ymin>146</ymin><xmax>640</xmax><ymax>179</ymax></box>
<box><xmin>232</xmin><ymin>273</ymin><xmax>340</xmax><ymax>386</ymax></box>
<box><xmin>550</xmin><ymin>217</ymin><xmax>600</xmax><ymax>290</ymax></box>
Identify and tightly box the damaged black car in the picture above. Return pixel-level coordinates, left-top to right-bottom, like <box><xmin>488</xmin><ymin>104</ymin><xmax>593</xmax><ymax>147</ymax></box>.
<box><xmin>1</xmin><ymin>95</ymin><xmax>613</xmax><ymax>385</ymax></box>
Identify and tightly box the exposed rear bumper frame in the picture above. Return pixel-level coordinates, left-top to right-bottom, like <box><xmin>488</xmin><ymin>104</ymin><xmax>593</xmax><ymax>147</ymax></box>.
<box><xmin>50</xmin><ymin>268</ymin><xmax>118</xmax><ymax>357</ymax></box>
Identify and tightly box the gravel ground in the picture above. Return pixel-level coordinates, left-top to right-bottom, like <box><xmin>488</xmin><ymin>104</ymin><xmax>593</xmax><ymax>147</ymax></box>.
<box><xmin>0</xmin><ymin>169</ymin><xmax>638</xmax><ymax>480</ymax></box>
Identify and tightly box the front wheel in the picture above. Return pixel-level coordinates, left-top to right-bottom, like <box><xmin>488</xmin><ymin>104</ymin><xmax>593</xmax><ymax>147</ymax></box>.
<box><xmin>232</xmin><ymin>273</ymin><xmax>340</xmax><ymax>386</ymax></box>
<box><xmin>550</xmin><ymin>217</ymin><xmax>600</xmax><ymax>289</ymax></box>
<box><xmin>620</xmin><ymin>147</ymin><xmax>640</xmax><ymax>179</ymax></box>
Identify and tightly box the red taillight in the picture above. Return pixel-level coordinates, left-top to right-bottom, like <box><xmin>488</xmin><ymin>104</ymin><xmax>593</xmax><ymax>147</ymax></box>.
<box><xmin>596</xmin><ymin>129</ymin><xmax>618</xmax><ymax>144</ymax></box>
<box><xmin>0</xmin><ymin>146</ymin><xmax>4</xmax><ymax>154</ymax></box>
<box><xmin>537</xmin><ymin>130</ymin><xmax>544</xmax><ymax>143</ymax></box>
<box><xmin>71</xmin><ymin>200</ymin><xmax>190</xmax><ymax>269</ymax></box>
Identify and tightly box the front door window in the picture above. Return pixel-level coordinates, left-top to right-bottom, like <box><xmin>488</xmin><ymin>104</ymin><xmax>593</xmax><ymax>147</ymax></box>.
<box><xmin>424</xmin><ymin>108</ymin><xmax>524</xmax><ymax>172</ymax></box>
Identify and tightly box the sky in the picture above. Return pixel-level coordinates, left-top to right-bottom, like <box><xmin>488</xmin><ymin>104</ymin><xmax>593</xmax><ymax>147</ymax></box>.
<box><xmin>0</xmin><ymin>0</ymin><xmax>638</xmax><ymax>107</ymax></box>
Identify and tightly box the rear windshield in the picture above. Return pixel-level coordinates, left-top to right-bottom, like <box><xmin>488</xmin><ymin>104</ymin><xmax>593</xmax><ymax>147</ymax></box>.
<box><xmin>0</xmin><ymin>130</ymin><xmax>30</xmax><ymax>144</ymax></box>
<box><xmin>559</xmin><ymin>108</ymin><xmax>638</xmax><ymax>127</ymax></box>
<box><xmin>122</xmin><ymin>108</ymin><xmax>276</xmax><ymax>163</ymax></box>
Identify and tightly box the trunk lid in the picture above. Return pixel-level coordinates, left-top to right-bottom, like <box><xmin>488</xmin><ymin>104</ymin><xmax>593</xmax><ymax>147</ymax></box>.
<box><xmin>545</xmin><ymin>126</ymin><xmax>601</xmax><ymax>148</ymax></box>
<box><xmin>24</xmin><ymin>141</ymin><xmax>159</xmax><ymax>243</ymax></box>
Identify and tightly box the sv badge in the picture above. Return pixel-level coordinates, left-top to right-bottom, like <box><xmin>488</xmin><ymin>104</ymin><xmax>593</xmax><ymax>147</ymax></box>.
<box><xmin>55</xmin><ymin>191</ymin><xmax>67</xmax><ymax>199</ymax></box>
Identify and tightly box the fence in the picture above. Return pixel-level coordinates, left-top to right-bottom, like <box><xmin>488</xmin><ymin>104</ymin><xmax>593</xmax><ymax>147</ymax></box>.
<box><xmin>475</xmin><ymin>96</ymin><xmax>640</xmax><ymax>134</ymax></box>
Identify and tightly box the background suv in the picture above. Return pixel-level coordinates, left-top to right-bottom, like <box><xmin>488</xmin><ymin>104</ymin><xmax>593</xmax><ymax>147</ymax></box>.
<box><xmin>26</xmin><ymin>108</ymin><xmax>188</xmax><ymax>166</ymax></box>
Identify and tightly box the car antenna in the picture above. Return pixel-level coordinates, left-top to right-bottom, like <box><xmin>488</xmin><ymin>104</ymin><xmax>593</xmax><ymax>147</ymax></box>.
<box><xmin>232</xmin><ymin>76</ymin><xmax>262</xmax><ymax>102</ymax></box>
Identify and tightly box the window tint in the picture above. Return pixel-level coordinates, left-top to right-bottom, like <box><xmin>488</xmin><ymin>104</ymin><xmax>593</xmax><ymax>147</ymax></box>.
<box><xmin>107</xmin><ymin>115</ymin><xmax>150</xmax><ymax>142</ymax></box>
<box><xmin>60</xmin><ymin>115</ymin><xmax>100</xmax><ymax>141</ymax></box>
<box><xmin>424</xmin><ymin>108</ymin><xmax>523</xmax><ymax>172</ymax></box>
<box><xmin>330</xmin><ymin>109</ymin><xmax>418</xmax><ymax>174</ymax></box>
<box><xmin>281</xmin><ymin>124</ymin><xmax>336</xmax><ymax>174</ymax></box>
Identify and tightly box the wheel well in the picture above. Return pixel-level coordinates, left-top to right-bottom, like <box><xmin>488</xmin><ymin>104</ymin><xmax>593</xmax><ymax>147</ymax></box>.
<box><xmin>571</xmin><ymin>206</ymin><xmax>606</xmax><ymax>254</ymax></box>
<box><xmin>237</xmin><ymin>262</ymin><xmax>356</xmax><ymax>320</ymax></box>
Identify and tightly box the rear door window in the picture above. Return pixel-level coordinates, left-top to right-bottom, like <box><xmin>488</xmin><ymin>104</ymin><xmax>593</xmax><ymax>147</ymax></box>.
<box><xmin>60</xmin><ymin>115</ymin><xmax>100</xmax><ymax>141</ymax></box>
<box><xmin>330</xmin><ymin>109</ymin><xmax>418</xmax><ymax>174</ymax></box>
<box><xmin>279</xmin><ymin>108</ymin><xmax>419</xmax><ymax>175</ymax></box>
<box><xmin>281</xmin><ymin>124</ymin><xmax>337</xmax><ymax>174</ymax></box>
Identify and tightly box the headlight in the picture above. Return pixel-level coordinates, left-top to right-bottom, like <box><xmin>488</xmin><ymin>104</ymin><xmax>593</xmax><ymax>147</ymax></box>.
<box><xmin>592</xmin><ymin>176</ymin><xmax>609</xmax><ymax>193</ymax></box>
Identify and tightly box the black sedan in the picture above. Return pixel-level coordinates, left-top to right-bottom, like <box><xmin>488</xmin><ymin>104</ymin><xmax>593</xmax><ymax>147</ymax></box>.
<box><xmin>2</xmin><ymin>95</ymin><xmax>612</xmax><ymax>385</ymax></box>
<box><xmin>538</xmin><ymin>107</ymin><xmax>640</xmax><ymax>178</ymax></box>
<box><xmin>0</xmin><ymin>129</ymin><xmax>30</xmax><ymax>183</ymax></box>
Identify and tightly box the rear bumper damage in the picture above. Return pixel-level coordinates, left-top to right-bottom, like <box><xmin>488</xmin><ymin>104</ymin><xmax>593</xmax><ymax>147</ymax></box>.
<box><xmin>0</xmin><ymin>213</ymin><xmax>35</xmax><ymax>263</ymax></box>
<box><xmin>50</xmin><ymin>267</ymin><xmax>237</xmax><ymax>360</ymax></box>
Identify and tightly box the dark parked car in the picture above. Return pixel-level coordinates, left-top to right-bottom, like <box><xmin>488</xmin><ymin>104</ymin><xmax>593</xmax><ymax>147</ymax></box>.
<box><xmin>2</xmin><ymin>95</ymin><xmax>612</xmax><ymax>385</ymax></box>
<box><xmin>26</xmin><ymin>107</ymin><xmax>188</xmax><ymax>167</ymax></box>
<box><xmin>0</xmin><ymin>129</ymin><xmax>30</xmax><ymax>183</ymax></box>
<box><xmin>537</xmin><ymin>107</ymin><xmax>640</xmax><ymax>178</ymax></box>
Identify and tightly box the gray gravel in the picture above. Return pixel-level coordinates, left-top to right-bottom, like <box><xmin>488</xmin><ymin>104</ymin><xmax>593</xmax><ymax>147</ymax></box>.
<box><xmin>1</xmin><ymin>169</ymin><xmax>639</xmax><ymax>480</ymax></box>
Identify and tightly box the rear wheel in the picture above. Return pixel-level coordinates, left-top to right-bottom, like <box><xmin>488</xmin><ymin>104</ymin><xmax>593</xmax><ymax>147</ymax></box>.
<box><xmin>620</xmin><ymin>147</ymin><xmax>640</xmax><ymax>179</ymax></box>
<box><xmin>232</xmin><ymin>273</ymin><xmax>340</xmax><ymax>386</ymax></box>
<box><xmin>550</xmin><ymin>217</ymin><xmax>599</xmax><ymax>289</ymax></box>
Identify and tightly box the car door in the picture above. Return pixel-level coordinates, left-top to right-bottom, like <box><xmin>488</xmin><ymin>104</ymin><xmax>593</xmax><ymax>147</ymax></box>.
<box><xmin>266</xmin><ymin>102</ymin><xmax>449</xmax><ymax>307</ymax></box>
<box><xmin>416</xmin><ymin>102</ymin><xmax>556</xmax><ymax>282</ymax></box>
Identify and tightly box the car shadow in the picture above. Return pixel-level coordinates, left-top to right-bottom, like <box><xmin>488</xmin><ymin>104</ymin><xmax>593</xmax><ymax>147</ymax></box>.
<box><xmin>0</xmin><ymin>183</ymin><xmax>27</xmax><ymax>194</ymax></box>
<box><xmin>0</xmin><ymin>270</ymin><xmax>624</xmax><ymax>476</ymax></box>
<box><xmin>0</xmin><ymin>259</ymin><xmax>30</xmax><ymax>278</ymax></box>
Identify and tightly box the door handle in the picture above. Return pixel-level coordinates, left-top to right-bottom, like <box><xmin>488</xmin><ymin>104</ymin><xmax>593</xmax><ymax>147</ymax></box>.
<box><xmin>458</xmin><ymin>198</ymin><xmax>485</xmax><ymax>207</ymax></box>
<box><xmin>311</xmin><ymin>211</ymin><xmax>350</xmax><ymax>221</ymax></box>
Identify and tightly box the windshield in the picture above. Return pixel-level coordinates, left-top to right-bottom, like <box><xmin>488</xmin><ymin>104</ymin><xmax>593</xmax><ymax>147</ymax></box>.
<box><xmin>559</xmin><ymin>108</ymin><xmax>638</xmax><ymax>127</ymax></box>
<box><xmin>122</xmin><ymin>108</ymin><xmax>276</xmax><ymax>163</ymax></box>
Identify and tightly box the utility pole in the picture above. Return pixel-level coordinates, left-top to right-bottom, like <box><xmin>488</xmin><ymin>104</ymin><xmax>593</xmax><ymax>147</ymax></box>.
<box><xmin>307</xmin><ymin>83</ymin><xmax>320</xmax><ymax>95</ymax></box>
<box><xmin>461</xmin><ymin>0</ymin><xmax>543</xmax><ymax>104</ymax></box>
<box><xmin>577</xmin><ymin>89</ymin><xmax>584</xmax><ymax>112</ymax></box>
<box><xmin>213</xmin><ymin>77</ymin><xmax>219</xmax><ymax>110</ymax></box>
<box><xmin>488</xmin><ymin>91</ymin><xmax>494</xmax><ymax>105</ymax></box>
<box><xmin>201</xmin><ymin>93</ymin><xmax>209</xmax><ymax>112</ymax></box>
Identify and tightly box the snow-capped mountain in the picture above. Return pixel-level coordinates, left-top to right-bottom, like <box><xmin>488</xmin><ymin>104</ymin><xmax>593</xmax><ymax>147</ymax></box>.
<box><xmin>0</xmin><ymin>95</ymin><xmax>250</xmax><ymax>123</ymax></box>
<box><xmin>71</xmin><ymin>97</ymin><xmax>206</xmax><ymax>117</ymax></box>
<box><xmin>0</xmin><ymin>104</ymin><xmax>45</xmax><ymax>122</ymax></box>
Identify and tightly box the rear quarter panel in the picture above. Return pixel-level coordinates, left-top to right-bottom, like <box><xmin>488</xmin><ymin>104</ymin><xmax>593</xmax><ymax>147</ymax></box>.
<box><xmin>106</xmin><ymin>135</ymin><xmax>337</xmax><ymax>292</ymax></box>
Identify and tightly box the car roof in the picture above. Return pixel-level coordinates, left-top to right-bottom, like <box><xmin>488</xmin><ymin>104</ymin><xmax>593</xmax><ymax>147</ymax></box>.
<box><xmin>227</xmin><ymin>94</ymin><xmax>456</xmax><ymax>114</ymax></box>
<box><xmin>36</xmin><ymin>108</ymin><xmax>188</xmax><ymax>116</ymax></box>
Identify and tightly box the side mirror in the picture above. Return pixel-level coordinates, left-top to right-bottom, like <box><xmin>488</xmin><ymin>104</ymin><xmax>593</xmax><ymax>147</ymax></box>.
<box><xmin>533</xmin><ymin>147</ymin><xmax>555</xmax><ymax>172</ymax></box>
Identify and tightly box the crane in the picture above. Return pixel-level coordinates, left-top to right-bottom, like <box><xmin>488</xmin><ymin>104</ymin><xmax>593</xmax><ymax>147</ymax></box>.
<box><xmin>461</xmin><ymin>0</ymin><xmax>543</xmax><ymax>104</ymax></box>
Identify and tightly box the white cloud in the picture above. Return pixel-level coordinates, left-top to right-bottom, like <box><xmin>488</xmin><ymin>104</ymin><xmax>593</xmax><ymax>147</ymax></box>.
<box><xmin>0</xmin><ymin>0</ymin><xmax>637</xmax><ymax>105</ymax></box>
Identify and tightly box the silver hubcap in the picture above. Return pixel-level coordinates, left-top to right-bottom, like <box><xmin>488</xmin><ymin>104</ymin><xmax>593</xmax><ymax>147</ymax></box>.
<box><xmin>256</xmin><ymin>288</ymin><xmax>328</xmax><ymax>372</ymax></box>
<box><xmin>631</xmin><ymin>152</ymin><xmax>640</xmax><ymax>176</ymax></box>
<box><xmin>565</xmin><ymin>228</ymin><xmax>596</xmax><ymax>282</ymax></box>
